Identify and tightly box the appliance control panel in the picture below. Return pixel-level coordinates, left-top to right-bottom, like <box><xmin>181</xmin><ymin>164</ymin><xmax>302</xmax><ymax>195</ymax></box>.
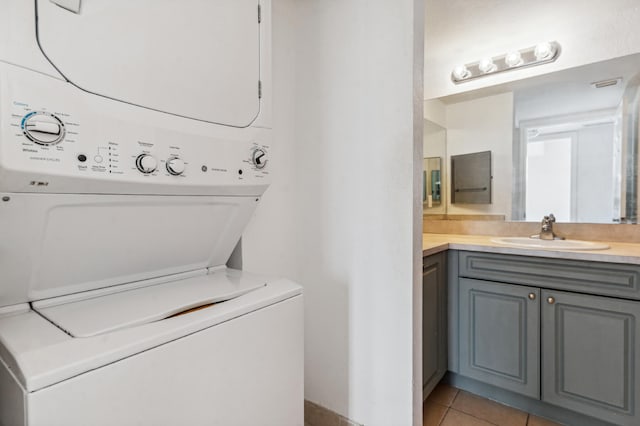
<box><xmin>0</xmin><ymin>64</ymin><xmax>271</xmax><ymax>195</ymax></box>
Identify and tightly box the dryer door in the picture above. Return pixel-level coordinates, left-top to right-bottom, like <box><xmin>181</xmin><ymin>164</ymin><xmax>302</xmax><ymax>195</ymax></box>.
<box><xmin>36</xmin><ymin>0</ymin><xmax>261</xmax><ymax>128</ymax></box>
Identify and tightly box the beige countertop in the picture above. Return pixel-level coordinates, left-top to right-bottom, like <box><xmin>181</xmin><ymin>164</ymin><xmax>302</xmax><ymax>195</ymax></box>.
<box><xmin>423</xmin><ymin>233</ymin><xmax>640</xmax><ymax>265</ymax></box>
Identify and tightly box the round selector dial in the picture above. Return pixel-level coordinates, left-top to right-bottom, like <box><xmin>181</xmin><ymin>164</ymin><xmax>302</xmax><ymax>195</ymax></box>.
<box><xmin>135</xmin><ymin>154</ymin><xmax>158</xmax><ymax>174</ymax></box>
<box><xmin>166</xmin><ymin>157</ymin><xmax>186</xmax><ymax>176</ymax></box>
<box><xmin>22</xmin><ymin>112</ymin><xmax>65</xmax><ymax>146</ymax></box>
<box><xmin>251</xmin><ymin>148</ymin><xmax>267</xmax><ymax>169</ymax></box>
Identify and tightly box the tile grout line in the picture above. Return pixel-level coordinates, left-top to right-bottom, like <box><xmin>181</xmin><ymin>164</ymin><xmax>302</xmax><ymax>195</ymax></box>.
<box><xmin>447</xmin><ymin>407</ymin><xmax>502</xmax><ymax>426</ymax></box>
<box><xmin>432</xmin><ymin>387</ymin><xmax>459</xmax><ymax>426</ymax></box>
<box><xmin>449</xmin><ymin>389</ymin><xmax>529</xmax><ymax>426</ymax></box>
<box><xmin>437</xmin><ymin>406</ymin><xmax>449</xmax><ymax>426</ymax></box>
<box><xmin>450</xmin><ymin>389</ymin><xmax>461</xmax><ymax>406</ymax></box>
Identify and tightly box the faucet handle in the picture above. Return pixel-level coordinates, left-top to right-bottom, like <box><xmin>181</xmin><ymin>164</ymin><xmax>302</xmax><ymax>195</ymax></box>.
<box><xmin>548</xmin><ymin>213</ymin><xmax>556</xmax><ymax>223</ymax></box>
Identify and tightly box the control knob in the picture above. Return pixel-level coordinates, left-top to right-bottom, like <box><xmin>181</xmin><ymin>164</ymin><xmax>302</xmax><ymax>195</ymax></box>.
<box><xmin>251</xmin><ymin>148</ymin><xmax>267</xmax><ymax>169</ymax></box>
<box><xmin>166</xmin><ymin>157</ymin><xmax>185</xmax><ymax>176</ymax></box>
<box><xmin>22</xmin><ymin>112</ymin><xmax>65</xmax><ymax>145</ymax></box>
<box><xmin>136</xmin><ymin>154</ymin><xmax>157</xmax><ymax>174</ymax></box>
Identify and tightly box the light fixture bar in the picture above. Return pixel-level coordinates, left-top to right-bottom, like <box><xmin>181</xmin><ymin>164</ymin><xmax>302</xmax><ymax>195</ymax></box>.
<box><xmin>451</xmin><ymin>41</ymin><xmax>561</xmax><ymax>84</ymax></box>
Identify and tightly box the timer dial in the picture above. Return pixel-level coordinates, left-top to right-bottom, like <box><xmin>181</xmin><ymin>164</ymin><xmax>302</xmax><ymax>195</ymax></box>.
<box><xmin>22</xmin><ymin>112</ymin><xmax>65</xmax><ymax>145</ymax></box>
<box><xmin>136</xmin><ymin>154</ymin><xmax>158</xmax><ymax>174</ymax></box>
<box><xmin>251</xmin><ymin>148</ymin><xmax>267</xmax><ymax>169</ymax></box>
<box><xmin>166</xmin><ymin>157</ymin><xmax>185</xmax><ymax>175</ymax></box>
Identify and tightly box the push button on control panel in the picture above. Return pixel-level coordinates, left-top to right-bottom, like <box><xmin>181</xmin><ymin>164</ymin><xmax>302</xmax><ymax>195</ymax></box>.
<box><xmin>135</xmin><ymin>154</ymin><xmax>157</xmax><ymax>174</ymax></box>
<box><xmin>21</xmin><ymin>112</ymin><xmax>66</xmax><ymax>146</ymax></box>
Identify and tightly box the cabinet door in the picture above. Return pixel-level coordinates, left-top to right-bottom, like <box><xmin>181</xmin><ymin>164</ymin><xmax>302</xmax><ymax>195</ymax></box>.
<box><xmin>542</xmin><ymin>290</ymin><xmax>640</xmax><ymax>426</ymax></box>
<box><xmin>459</xmin><ymin>278</ymin><xmax>540</xmax><ymax>398</ymax></box>
<box><xmin>423</xmin><ymin>253</ymin><xmax>447</xmax><ymax>397</ymax></box>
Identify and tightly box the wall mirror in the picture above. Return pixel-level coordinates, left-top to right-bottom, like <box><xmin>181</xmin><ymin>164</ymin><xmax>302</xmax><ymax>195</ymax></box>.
<box><xmin>424</xmin><ymin>52</ymin><xmax>640</xmax><ymax>224</ymax></box>
<box><xmin>423</xmin><ymin>157</ymin><xmax>442</xmax><ymax>208</ymax></box>
<box><xmin>423</xmin><ymin>120</ymin><xmax>447</xmax><ymax>213</ymax></box>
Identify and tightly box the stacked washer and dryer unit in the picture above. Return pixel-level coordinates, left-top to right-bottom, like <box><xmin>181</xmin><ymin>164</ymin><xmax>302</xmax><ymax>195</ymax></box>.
<box><xmin>0</xmin><ymin>1</ymin><xmax>303</xmax><ymax>425</ymax></box>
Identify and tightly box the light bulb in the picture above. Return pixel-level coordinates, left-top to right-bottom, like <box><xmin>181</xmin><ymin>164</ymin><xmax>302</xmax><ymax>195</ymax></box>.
<box><xmin>478</xmin><ymin>58</ymin><xmax>496</xmax><ymax>74</ymax></box>
<box><xmin>534</xmin><ymin>42</ymin><xmax>554</xmax><ymax>60</ymax></box>
<box><xmin>452</xmin><ymin>65</ymin><xmax>470</xmax><ymax>80</ymax></box>
<box><xmin>505</xmin><ymin>51</ymin><xmax>523</xmax><ymax>67</ymax></box>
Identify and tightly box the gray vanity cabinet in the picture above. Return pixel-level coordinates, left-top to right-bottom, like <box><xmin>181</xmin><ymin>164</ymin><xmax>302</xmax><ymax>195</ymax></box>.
<box><xmin>451</xmin><ymin>250</ymin><xmax>640</xmax><ymax>426</ymax></box>
<box><xmin>423</xmin><ymin>252</ymin><xmax>447</xmax><ymax>398</ymax></box>
<box><xmin>459</xmin><ymin>279</ymin><xmax>540</xmax><ymax>398</ymax></box>
<box><xmin>541</xmin><ymin>290</ymin><xmax>640</xmax><ymax>426</ymax></box>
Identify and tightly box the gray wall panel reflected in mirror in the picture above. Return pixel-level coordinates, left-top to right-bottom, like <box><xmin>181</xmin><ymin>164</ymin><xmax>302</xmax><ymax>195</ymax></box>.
<box><xmin>451</xmin><ymin>151</ymin><xmax>491</xmax><ymax>204</ymax></box>
<box><xmin>426</xmin><ymin>53</ymin><xmax>640</xmax><ymax>224</ymax></box>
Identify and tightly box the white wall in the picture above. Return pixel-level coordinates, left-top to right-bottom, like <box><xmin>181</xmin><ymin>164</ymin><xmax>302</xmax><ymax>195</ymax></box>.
<box><xmin>424</xmin><ymin>98</ymin><xmax>446</xmax><ymax>128</ymax></box>
<box><xmin>445</xmin><ymin>92</ymin><xmax>514</xmax><ymax>217</ymax></box>
<box><xmin>243</xmin><ymin>1</ymin><xmax>423</xmax><ymax>425</ymax></box>
<box><xmin>425</xmin><ymin>0</ymin><xmax>640</xmax><ymax>99</ymax></box>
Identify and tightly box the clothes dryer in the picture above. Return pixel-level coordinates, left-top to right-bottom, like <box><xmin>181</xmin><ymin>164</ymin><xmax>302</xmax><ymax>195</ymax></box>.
<box><xmin>0</xmin><ymin>1</ymin><xmax>302</xmax><ymax>425</ymax></box>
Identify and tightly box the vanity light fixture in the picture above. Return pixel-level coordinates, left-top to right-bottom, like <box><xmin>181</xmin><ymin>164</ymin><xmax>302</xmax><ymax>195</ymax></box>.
<box><xmin>452</xmin><ymin>64</ymin><xmax>471</xmax><ymax>80</ymax></box>
<box><xmin>451</xmin><ymin>41</ymin><xmax>561</xmax><ymax>84</ymax></box>
<box><xmin>534</xmin><ymin>41</ymin><xmax>554</xmax><ymax>60</ymax></box>
<box><xmin>478</xmin><ymin>58</ymin><xmax>497</xmax><ymax>73</ymax></box>
<box><xmin>504</xmin><ymin>51</ymin><xmax>523</xmax><ymax>67</ymax></box>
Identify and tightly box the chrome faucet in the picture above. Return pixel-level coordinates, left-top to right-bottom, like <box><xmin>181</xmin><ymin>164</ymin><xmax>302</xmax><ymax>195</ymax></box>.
<box><xmin>532</xmin><ymin>213</ymin><xmax>564</xmax><ymax>240</ymax></box>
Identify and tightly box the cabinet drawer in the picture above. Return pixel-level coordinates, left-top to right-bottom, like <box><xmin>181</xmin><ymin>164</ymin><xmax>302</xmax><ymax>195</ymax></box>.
<box><xmin>459</xmin><ymin>251</ymin><xmax>640</xmax><ymax>300</ymax></box>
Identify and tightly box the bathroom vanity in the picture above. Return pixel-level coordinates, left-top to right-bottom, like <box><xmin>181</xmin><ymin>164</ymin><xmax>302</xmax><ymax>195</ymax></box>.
<box><xmin>423</xmin><ymin>235</ymin><xmax>640</xmax><ymax>426</ymax></box>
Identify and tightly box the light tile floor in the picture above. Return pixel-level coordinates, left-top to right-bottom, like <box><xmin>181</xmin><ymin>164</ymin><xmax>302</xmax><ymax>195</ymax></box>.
<box><xmin>424</xmin><ymin>383</ymin><xmax>563</xmax><ymax>426</ymax></box>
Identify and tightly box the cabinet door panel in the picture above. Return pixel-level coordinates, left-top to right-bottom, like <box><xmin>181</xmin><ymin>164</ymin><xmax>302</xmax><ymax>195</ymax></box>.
<box><xmin>459</xmin><ymin>278</ymin><xmax>540</xmax><ymax>398</ymax></box>
<box><xmin>423</xmin><ymin>253</ymin><xmax>447</xmax><ymax>397</ymax></box>
<box><xmin>542</xmin><ymin>290</ymin><xmax>640</xmax><ymax>426</ymax></box>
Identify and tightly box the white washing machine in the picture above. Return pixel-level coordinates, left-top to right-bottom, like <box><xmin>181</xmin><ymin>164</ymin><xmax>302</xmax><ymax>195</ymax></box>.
<box><xmin>0</xmin><ymin>1</ymin><xmax>303</xmax><ymax>425</ymax></box>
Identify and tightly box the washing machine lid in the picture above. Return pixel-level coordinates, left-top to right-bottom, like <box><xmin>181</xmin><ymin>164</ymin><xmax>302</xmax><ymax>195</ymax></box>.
<box><xmin>32</xmin><ymin>268</ymin><xmax>266</xmax><ymax>338</ymax></box>
<box><xmin>36</xmin><ymin>0</ymin><xmax>261</xmax><ymax>127</ymax></box>
<box><xmin>0</xmin><ymin>273</ymin><xmax>302</xmax><ymax>392</ymax></box>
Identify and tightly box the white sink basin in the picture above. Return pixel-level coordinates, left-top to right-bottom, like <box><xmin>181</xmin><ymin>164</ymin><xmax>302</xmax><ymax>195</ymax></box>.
<box><xmin>491</xmin><ymin>237</ymin><xmax>610</xmax><ymax>251</ymax></box>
